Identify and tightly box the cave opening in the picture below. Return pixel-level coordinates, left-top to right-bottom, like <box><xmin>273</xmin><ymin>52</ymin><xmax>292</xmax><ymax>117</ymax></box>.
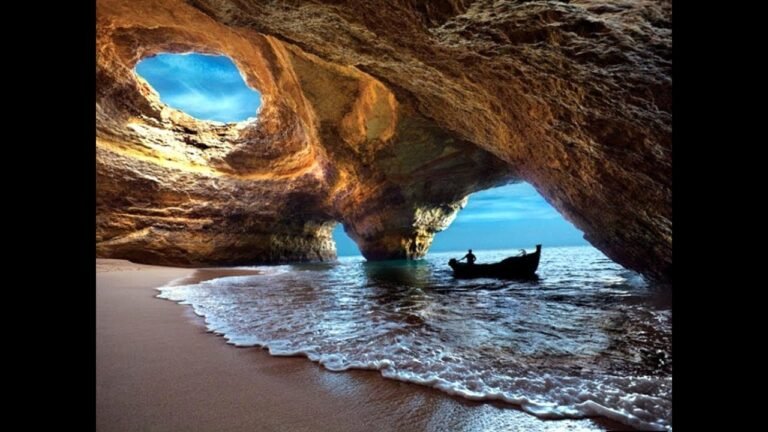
<box><xmin>430</xmin><ymin>182</ymin><xmax>588</xmax><ymax>253</ymax></box>
<box><xmin>333</xmin><ymin>224</ymin><xmax>363</xmax><ymax>257</ymax></box>
<box><xmin>134</xmin><ymin>53</ymin><xmax>262</xmax><ymax>123</ymax></box>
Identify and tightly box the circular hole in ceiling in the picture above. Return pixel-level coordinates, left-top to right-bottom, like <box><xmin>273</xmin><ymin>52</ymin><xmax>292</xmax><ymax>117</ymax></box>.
<box><xmin>135</xmin><ymin>53</ymin><xmax>262</xmax><ymax>123</ymax></box>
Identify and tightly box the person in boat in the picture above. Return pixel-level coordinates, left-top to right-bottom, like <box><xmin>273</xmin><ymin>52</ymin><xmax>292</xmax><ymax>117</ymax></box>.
<box><xmin>459</xmin><ymin>249</ymin><xmax>477</xmax><ymax>265</ymax></box>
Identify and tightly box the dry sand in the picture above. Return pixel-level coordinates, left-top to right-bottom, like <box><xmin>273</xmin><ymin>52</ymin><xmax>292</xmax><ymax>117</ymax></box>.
<box><xmin>96</xmin><ymin>259</ymin><xmax>630</xmax><ymax>431</ymax></box>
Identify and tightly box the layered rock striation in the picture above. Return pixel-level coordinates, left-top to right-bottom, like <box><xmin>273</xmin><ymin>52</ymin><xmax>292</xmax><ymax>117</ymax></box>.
<box><xmin>96</xmin><ymin>0</ymin><xmax>671</xmax><ymax>283</ymax></box>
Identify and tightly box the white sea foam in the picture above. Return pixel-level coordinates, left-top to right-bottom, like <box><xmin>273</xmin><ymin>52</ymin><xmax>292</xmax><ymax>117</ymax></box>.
<box><xmin>157</xmin><ymin>247</ymin><xmax>672</xmax><ymax>431</ymax></box>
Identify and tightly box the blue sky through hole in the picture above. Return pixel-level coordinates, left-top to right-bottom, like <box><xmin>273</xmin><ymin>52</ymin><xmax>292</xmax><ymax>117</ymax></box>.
<box><xmin>334</xmin><ymin>183</ymin><xmax>587</xmax><ymax>257</ymax></box>
<box><xmin>135</xmin><ymin>53</ymin><xmax>262</xmax><ymax>123</ymax></box>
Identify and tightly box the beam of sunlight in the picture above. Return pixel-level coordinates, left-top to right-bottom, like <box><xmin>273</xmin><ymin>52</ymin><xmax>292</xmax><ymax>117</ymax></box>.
<box><xmin>135</xmin><ymin>53</ymin><xmax>262</xmax><ymax>123</ymax></box>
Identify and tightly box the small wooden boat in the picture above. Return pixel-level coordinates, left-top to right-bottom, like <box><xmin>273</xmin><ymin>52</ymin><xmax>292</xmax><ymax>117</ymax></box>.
<box><xmin>448</xmin><ymin>245</ymin><xmax>541</xmax><ymax>279</ymax></box>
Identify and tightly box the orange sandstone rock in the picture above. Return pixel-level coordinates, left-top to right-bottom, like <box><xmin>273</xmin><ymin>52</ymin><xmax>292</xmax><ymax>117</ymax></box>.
<box><xmin>96</xmin><ymin>0</ymin><xmax>671</xmax><ymax>283</ymax></box>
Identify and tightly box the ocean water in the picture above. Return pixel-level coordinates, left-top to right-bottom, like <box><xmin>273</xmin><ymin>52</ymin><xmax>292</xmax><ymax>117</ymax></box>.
<box><xmin>157</xmin><ymin>246</ymin><xmax>671</xmax><ymax>431</ymax></box>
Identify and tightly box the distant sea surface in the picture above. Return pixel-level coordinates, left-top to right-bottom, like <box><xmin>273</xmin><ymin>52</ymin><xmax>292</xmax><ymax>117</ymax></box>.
<box><xmin>158</xmin><ymin>246</ymin><xmax>671</xmax><ymax>430</ymax></box>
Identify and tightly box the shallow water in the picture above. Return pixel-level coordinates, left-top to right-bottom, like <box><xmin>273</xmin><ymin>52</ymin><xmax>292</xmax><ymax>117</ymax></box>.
<box><xmin>158</xmin><ymin>246</ymin><xmax>671</xmax><ymax>430</ymax></box>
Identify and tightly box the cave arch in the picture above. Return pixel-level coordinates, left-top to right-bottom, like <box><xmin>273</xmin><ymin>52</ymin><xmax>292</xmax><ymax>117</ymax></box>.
<box><xmin>96</xmin><ymin>0</ymin><xmax>671</xmax><ymax>283</ymax></box>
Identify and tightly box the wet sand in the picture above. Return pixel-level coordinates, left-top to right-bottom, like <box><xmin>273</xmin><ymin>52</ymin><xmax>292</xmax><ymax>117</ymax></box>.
<box><xmin>96</xmin><ymin>259</ymin><xmax>630</xmax><ymax>431</ymax></box>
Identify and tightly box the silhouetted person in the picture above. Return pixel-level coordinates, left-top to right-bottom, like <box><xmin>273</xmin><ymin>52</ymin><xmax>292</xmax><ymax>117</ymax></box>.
<box><xmin>460</xmin><ymin>249</ymin><xmax>477</xmax><ymax>265</ymax></box>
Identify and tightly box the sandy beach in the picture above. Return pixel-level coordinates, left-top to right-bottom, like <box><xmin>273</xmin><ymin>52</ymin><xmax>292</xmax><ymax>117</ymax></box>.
<box><xmin>96</xmin><ymin>259</ymin><xmax>630</xmax><ymax>431</ymax></box>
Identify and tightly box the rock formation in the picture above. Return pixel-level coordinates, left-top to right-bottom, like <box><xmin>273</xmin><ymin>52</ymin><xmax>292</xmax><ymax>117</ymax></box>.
<box><xmin>96</xmin><ymin>0</ymin><xmax>671</xmax><ymax>283</ymax></box>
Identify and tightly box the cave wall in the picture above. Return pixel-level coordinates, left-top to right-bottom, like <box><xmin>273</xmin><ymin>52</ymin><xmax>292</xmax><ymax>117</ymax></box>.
<box><xmin>96</xmin><ymin>0</ymin><xmax>671</xmax><ymax>283</ymax></box>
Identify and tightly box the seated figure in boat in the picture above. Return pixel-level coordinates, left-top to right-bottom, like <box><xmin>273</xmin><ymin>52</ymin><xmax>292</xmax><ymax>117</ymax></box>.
<box><xmin>448</xmin><ymin>245</ymin><xmax>541</xmax><ymax>279</ymax></box>
<box><xmin>459</xmin><ymin>249</ymin><xmax>477</xmax><ymax>265</ymax></box>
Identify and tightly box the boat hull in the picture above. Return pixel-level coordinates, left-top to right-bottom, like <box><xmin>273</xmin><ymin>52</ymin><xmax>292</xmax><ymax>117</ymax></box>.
<box><xmin>448</xmin><ymin>245</ymin><xmax>541</xmax><ymax>279</ymax></box>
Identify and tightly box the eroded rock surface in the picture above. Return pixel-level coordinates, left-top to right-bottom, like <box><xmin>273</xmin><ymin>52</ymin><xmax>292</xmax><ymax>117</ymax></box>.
<box><xmin>96</xmin><ymin>0</ymin><xmax>671</xmax><ymax>283</ymax></box>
